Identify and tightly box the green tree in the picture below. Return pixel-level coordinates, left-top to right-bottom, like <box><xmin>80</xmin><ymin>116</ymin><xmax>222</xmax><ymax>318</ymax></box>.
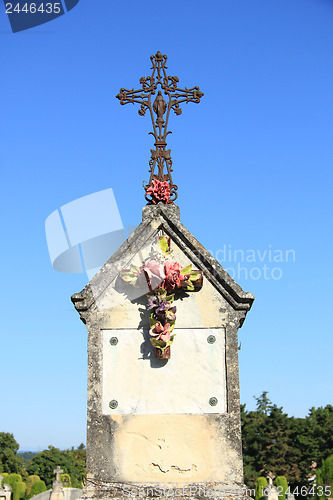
<box><xmin>17</xmin><ymin>453</ymin><xmax>38</xmax><ymax>468</ymax></box>
<box><xmin>1</xmin><ymin>473</ymin><xmax>9</xmax><ymax>487</ymax></box>
<box><xmin>26</xmin><ymin>445</ymin><xmax>86</xmax><ymax>490</ymax></box>
<box><xmin>275</xmin><ymin>476</ymin><xmax>288</xmax><ymax>500</ymax></box>
<box><xmin>255</xmin><ymin>477</ymin><xmax>268</xmax><ymax>500</ymax></box>
<box><xmin>29</xmin><ymin>481</ymin><xmax>46</xmax><ymax>497</ymax></box>
<box><xmin>254</xmin><ymin>392</ymin><xmax>274</xmax><ymax>415</ymax></box>
<box><xmin>25</xmin><ymin>475</ymin><xmax>41</xmax><ymax>499</ymax></box>
<box><xmin>65</xmin><ymin>445</ymin><xmax>86</xmax><ymax>488</ymax></box>
<box><xmin>26</xmin><ymin>447</ymin><xmax>70</xmax><ymax>489</ymax></box>
<box><xmin>242</xmin><ymin>394</ymin><xmax>300</xmax><ymax>486</ymax></box>
<box><xmin>315</xmin><ymin>455</ymin><xmax>333</xmax><ymax>500</ymax></box>
<box><xmin>0</xmin><ymin>434</ymin><xmax>23</xmax><ymax>474</ymax></box>
<box><xmin>290</xmin><ymin>405</ymin><xmax>333</xmax><ymax>487</ymax></box>
<box><xmin>3</xmin><ymin>474</ymin><xmax>25</xmax><ymax>500</ymax></box>
<box><xmin>321</xmin><ymin>454</ymin><xmax>333</xmax><ymax>487</ymax></box>
<box><xmin>59</xmin><ymin>474</ymin><xmax>71</xmax><ymax>488</ymax></box>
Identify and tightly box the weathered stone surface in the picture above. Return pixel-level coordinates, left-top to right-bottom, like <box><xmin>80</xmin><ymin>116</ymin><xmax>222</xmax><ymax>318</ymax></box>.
<box><xmin>29</xmin><ymin>489</ymin><xmax>82</xmax><ymax>500</ymax></box>
<box><xmin>72</xmin><ymin>204</ymin><xmax>254</xmax><ymax>499</ymax></box>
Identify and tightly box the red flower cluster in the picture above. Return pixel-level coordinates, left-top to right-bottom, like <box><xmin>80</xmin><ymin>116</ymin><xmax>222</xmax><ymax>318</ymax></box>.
<box><xmin>146</xmin><ymin>179</ymin><xmax>171</xmax><ymax>204</ymax></box>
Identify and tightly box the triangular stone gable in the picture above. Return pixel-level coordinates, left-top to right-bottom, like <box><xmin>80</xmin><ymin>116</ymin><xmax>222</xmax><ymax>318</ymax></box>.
<box><xmin>72</xmin><ymin>204</ymin><xmax>254</xmax><ymax>325</ymax></box>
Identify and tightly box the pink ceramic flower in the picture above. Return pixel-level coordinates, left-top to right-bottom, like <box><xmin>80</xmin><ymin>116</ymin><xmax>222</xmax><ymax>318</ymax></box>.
<box><xmin>149</xmin><ymin>322</ymin><xmax>171</xmax><ymax>342</ymax></box>
<box><xmin>163</xmin><ymin>261</ymin><xmax>184</xmax><ymax>290</ymax></box>
<box><xmin>142</xmin><ymin>260</ymin><xmax>166</xmax><ymax>292</ymax></box>
<box><xmin>146</xmin><ymin>179</ymin><xmax>171</xmax><ymax>204</ymax></box>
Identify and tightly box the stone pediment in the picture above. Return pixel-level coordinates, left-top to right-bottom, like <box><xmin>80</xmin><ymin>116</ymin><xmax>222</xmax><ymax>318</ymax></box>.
<box><xmin>72</xmin><ymin>203</ymin><xmax>254</xmax><ymax>325</ymax></box>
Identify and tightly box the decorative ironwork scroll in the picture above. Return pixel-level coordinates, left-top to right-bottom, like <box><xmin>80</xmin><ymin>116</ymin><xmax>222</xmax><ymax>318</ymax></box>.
<box><xmin>116</xmin><ymin>51</ymin><xmax>204</xmax><ymax>203</ymax></box>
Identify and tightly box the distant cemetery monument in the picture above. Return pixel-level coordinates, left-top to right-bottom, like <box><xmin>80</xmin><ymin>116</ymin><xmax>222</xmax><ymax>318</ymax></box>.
<box><xmin>72</xmin><ymin>51</ymin><xmax>254</xmax><ymax>499</ymax></box>
<box><xmin>27</xmin><ymin>468</ymin><xmax>81</xmax><ymax>500</ymax></box>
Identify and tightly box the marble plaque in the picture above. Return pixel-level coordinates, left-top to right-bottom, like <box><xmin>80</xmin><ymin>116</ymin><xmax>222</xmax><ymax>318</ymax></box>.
<box><xmin>102</xmin><ymin>328</ymin><xmax>226</xmax><ymax>414</ymax></box>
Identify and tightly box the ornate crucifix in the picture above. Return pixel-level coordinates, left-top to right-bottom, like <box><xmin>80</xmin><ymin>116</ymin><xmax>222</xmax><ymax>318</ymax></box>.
<box><xmin>116</xmin><ymin>51</ymin><xmax>204</xmax><ymax>204</ymax></box>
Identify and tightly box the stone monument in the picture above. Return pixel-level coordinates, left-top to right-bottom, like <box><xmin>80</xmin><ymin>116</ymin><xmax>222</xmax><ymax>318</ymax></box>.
<box><xmin>50</xmin><ymin>467</ymin><xmax>65</xmax><ymax>500</ymax></box>
<box><xmin>28</xmin><ymin>468</ymin><xmax>82</xmax><ymax>500</ymax></box>
<box><xmin>72</xmin><ymin>51</ymin><xmax>254</xmax><ymax>500</ymax></box>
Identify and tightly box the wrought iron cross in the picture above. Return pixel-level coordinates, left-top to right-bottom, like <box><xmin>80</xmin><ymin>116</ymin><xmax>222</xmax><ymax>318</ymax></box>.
<box><xmin>116</xmin><ymin>51</ymin><xmax>204</xmax><ymax>203</ymax></box>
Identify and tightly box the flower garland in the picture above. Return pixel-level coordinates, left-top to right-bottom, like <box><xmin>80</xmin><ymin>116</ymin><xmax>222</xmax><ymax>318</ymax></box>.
<box><xmin>120</xmin><ymin>236</ymin><xmax>202</xmax><ymax>357</ymax></box>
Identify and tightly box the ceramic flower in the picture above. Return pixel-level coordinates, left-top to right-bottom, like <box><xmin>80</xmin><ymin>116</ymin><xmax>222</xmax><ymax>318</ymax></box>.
<box><xmin>142</xmin><ymin>260</ymin><xmax>165</xmax><ymax>292</ymax></box>
<box><xmin>163</xmin><ymin>261</ymin><xmax>184</xmax><ymax>290</ymax></box>
<box><xmin>146</xmin><ymin>179</ymin><xmax>171</xmax><ymax>204</ymax></box>
<box><xmin>149</xmin><ymin>322</ymin><xmax>171</xmax><ymax>342</ymax></box>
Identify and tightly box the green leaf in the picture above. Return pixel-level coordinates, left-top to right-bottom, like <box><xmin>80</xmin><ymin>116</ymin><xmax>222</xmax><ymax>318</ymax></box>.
<box><xmin>151</xmin><ymin>336</ymin><xmax>175</xmax><ymax>352</ymax></box>
<box><xmin>149</xmin><ymin>317</ymin><xmax>158</xmax><ymax>328</ymax></box>
<box><xmin>158</xmin><ymin>236</ymin><xmax>169</xmax><ymax>254</ymax></box>
<box><xmin>186</xmin><ymin>282</ymin><xmax>195</xmax><ymax>291</ymax></box>
<box><xmin>121</xmin><ymin>274</ymin><xmax>136</xmax><ymax>283</ymax></box>
<box><xmin>156</xmin><ymin>287</ymin><xmax>167</xmax><ymax>298</ymax></box>
<box><xmin>169</xmin><ymin>324</ymin><xmax>175</xmax><ymax>333</ymax></box>
<box><xmin>165</xmin><ymin>294</ymin><xmax>175</xmax><ymax>303</ymax></box>
<box><xmin>190</xmin><ymin>271</ymin><xmax>201</xmax><ymax>281</ymax></box>
<box><xmin>181</xmin><ymin>264</ymin><xmax>192</xmax><ymax>275</ymax></box>
<box><xmin>150</xmin><ymin>338</ymin><xmax>166</xmax><ymax>348</ymax></box>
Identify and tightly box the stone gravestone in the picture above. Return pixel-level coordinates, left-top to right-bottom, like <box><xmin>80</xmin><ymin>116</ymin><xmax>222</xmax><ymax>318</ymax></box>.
<box><xmin>50</xmin><ymin>467</ymin><xmax>64</xmax><ymax>500</ymax></box>
<box><xmin>72</xmin><ymin>52</ymin><xmax>254</xmax><ymax>500</ymax></box>
<box><xmin>27</xmin><ymin>468</ymin><xmax>82</xmax><ymax>500</ymax></box>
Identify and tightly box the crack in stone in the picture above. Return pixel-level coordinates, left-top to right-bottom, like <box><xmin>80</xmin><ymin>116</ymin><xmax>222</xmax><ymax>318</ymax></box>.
<box><xmin>170</xmin><ymin>464</ymin><xmax>197</xmax><ymax>473</ymax></box>
<box><xmin>125</xmin><ymin>432</ymin><xmax>162</xmax><ymax>449</ymax></box>
<box><xmin>151</xmin><ymin>463</ymin><xmax>169</xmax><ymax>473</ymax></box>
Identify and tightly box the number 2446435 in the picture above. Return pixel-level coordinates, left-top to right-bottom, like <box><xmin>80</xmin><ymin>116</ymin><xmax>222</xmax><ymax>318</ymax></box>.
<box><xmin>6</xmin><ymin>3</ymin><xmax>62</xmax><ymax>14</ymax></box>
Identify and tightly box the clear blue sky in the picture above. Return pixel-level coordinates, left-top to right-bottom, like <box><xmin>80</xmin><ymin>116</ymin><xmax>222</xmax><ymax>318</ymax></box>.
<box><xmin>1</xmin><ymin>0</ymin><xmax>332</xmax><ymax>451</ymax></box>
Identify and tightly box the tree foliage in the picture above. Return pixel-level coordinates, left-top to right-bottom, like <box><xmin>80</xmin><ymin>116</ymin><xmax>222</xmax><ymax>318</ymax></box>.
<box><xmin>255</xmin><ymin>477</ymin><xmax>267</xmax><ymax>500</ymax></box>
<box><xmin>59</xmin><ymin>474</ymin><xmax>71</xmax><ymax>488</ymax></box>
<box><xmin>1</xmin><ymin>474</ymin><xmax>25</xmax><ymax>500</ymax></box>
<box><xmin>275</xmin><ymin>476</ymin><xmax>288</xmax><ymax>500</ymax></box>
<box><xmin>315</xmin><ymin>454</ymin><xmax>333</xmax><ymax>499</ymax></box>
<box><xmin>0</xmin><ymin>434</ymin><xmax>23</xmax><ymax>475</ymax></box>
<box><xmin>242</xmin><ymin>393</ymin><xmax>333</xmax><ymax>492</ymax></box>
<box><xmin>29</xmin><ymin>480</ymin><xmax>46</xmax><ymax>497</ymax></box>
<box><xmin>17</xmin><ymin>453</ymin><xmax>37</xmax><ymax>467</ymax></box>
<box><xmin>26</xmin><ymin>444</ymin><xmax>86</xmax><ymax>490</ymax></box>
<box><xmin>25</xmin><ymin>476</ymin><xmax>41</xmax><ymax>499</ymax></box>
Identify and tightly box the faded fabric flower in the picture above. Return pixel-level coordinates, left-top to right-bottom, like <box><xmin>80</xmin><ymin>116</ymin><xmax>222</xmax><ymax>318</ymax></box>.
<box><xmin>142</xmin><ymin>260</ymin><xmax>165</xmax><ymax>292</ymax></box>
<box><xmin>149</xmin><ymin>322</ymin><xmax>171</xmax><ymax>342</ymax></box>
<box><xmin>163</xmin><ymin>261</ymin><xmax>184</xmax><ymax>290</ymax></box>
<box><xmin>146</xmin><ymin>179</ymin><xmax>171</xmax><ymax>204</ymax></box>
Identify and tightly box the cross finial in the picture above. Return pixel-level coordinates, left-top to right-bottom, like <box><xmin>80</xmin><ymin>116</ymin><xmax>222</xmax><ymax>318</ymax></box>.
<box><xmin>53</xmin><ymin>466</ymin><xmax>63</xmax><ymax>482</ymax></box>
<box><xmin>116</xmin><ymin>51</ymin><xmax>204</xmax><ymax>204</ymax></box>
